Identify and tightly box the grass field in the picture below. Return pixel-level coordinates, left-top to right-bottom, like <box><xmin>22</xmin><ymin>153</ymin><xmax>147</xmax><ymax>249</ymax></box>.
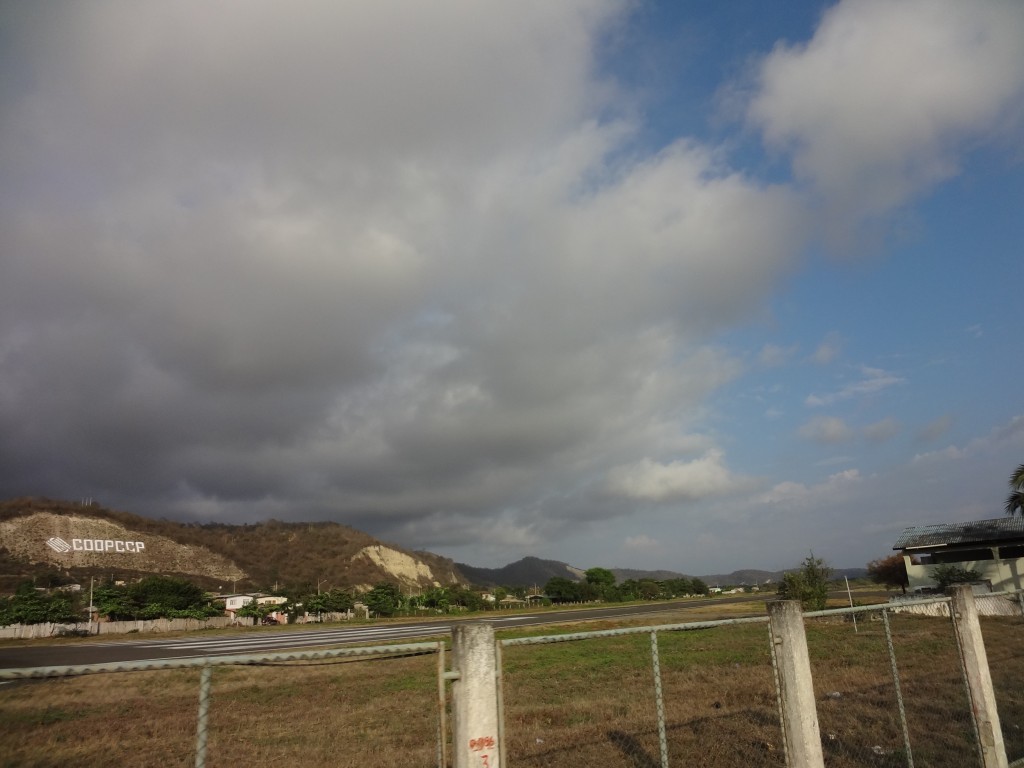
<box><xmin>0</xmin><ymin>605</ymin><xmax>1020</xmax><ymax>767</ymax></box>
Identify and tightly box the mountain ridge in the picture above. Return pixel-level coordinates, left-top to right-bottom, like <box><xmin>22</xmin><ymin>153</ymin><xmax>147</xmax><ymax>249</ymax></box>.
<box><xmin>1</xmin><ymin>497</ymin><xmax>868</xmax><ymax>595</ymax></box>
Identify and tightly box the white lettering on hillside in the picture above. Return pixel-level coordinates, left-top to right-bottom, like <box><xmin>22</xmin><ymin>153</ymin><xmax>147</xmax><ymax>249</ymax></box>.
<box><xmin>60</xmin><ymin>538</ymin><xmax>146</xmax><ymax>553</ymax></box>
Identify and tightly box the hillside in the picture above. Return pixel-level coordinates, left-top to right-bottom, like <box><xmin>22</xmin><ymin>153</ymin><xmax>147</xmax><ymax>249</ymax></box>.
<box><xmin>0</xmin><ymin>498</ymin><xmax>465</xmax><ymax>593</ymax></box>
<box><xmin>456</xmin><ymin>556</ymin><xmax>585</xmax><ymax>588</ymax></box>
<box><xmin>611</xmin><ymin>568</ymin><xmax>690</xmax><ymax>583</ymax></box>
<box><xmin>700</xmin><ymin>567</ymin><xmax>868</xmax><ymax>586</ymax></box>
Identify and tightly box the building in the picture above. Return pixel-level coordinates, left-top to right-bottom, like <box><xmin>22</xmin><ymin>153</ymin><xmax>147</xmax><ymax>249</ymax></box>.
<box><xmin>215</xmin><ymin>593</ymin><xmax>289</xmax><ymax>622</ymax></box>
<box><xmin>893</xmin><ymin>517</ymin><xmax>1024</xmax><ymax>592</ymax></box>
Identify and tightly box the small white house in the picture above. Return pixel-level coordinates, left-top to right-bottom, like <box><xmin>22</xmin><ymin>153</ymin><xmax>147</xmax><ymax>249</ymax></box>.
<box><xmin>216</xmin><ymin>593</ymin><xmax>288</xmax><ymax>621</ymax></box>
<box><xmin>222</xmin><ymin>594</ymin><xmax>256</xmax><ymax>613</ymax></box>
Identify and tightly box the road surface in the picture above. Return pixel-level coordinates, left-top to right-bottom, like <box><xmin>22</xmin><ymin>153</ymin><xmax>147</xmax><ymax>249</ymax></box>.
<box><xmin>0</xmin><ymin>595</ymin><xmax>783</xmax><ymax>670</ymax></box>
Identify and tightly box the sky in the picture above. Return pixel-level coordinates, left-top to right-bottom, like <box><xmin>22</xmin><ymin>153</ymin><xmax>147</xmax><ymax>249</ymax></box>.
<box><xmin>2</xmin><ymin>0</ymin><xmax>1023</xmax><ymax>576</ymax></box>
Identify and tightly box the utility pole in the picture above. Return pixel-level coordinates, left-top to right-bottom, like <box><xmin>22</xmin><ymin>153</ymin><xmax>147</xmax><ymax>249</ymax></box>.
<box><xmin>88</xmin><ymin>577</ymin><xmax>94</xmax><ymax>635</ymax></box>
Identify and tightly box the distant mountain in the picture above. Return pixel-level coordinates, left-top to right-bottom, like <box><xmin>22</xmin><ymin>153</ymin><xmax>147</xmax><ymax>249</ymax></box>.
<box><xmin>700</xmin><ymin>567</ymin><xmax>868</xmax><ymax>587</ymax></box>
<box><xmin>455</xmin><ymin>556</ymin><xmax>584</xmax><ymax>588</ymax></box>
<box><xmin>611</xmin><ymin>568</ymin><xmax>689</xmax><ymax>583</ymax></box>
<box><xmin>458</xmin><ymin>559</ymin><xmax>869</xmax><ymax>590</ymax></box>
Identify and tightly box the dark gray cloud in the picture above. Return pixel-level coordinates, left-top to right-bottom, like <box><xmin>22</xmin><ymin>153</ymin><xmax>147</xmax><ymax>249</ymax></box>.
<box><xmin>3</xmin><ymin>1</ymin><xmax>1023</xmax><ymax>572</ymax></box>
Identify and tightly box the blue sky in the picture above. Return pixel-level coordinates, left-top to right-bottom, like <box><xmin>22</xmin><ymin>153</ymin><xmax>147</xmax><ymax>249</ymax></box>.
<box><xmin>2</xmin><ymin>0</ymin><xmax>1023</xmax><ymax>576</ymax></box>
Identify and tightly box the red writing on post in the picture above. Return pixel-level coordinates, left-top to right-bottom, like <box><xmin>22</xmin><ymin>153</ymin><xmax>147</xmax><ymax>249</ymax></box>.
<box><xmin>469</xmin><ymin>736</ymin><xmax>496</xmax><ymax>752</ymax></box>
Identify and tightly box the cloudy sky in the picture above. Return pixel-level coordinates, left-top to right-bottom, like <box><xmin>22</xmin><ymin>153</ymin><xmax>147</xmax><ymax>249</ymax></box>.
<box><xmin>2</xmin><ymin>0</ymin><xmax>1023</xmax><ymax>575</ymax></box>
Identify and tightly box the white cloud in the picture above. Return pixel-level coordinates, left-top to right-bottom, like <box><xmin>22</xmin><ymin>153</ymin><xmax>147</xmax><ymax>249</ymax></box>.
<box><xmin>912</xmin><ymin>446</ymin><xmax>966</xmax><ymax>465</ymax></box>
<box><xmin>749</xmin><ymin>0</ymin><xmax>1024</xmax><ymax>235</ymax></box>
<box><xmin>913</xmin><ymin>414</ymin><xmax>1024</xmax><ymax>465</ymax></box>
<box><xmin>805</xmin><ymin>366</ymin><xmax>904</xmax><ymax>407</ymax></box>
<box><xmin>759</xmin><ymin>343</ymin><xmax>798</xmax><ymax>367</ymax></box>
<box><xmin>606</xmin><ymin>451</ymin><xmax>741</xmax><ymax>502</ymax></box>
<box><xmin>756</xmin><ymin>469</ymin><xmax>861</xmax><ymax>506</ymax></box>
<box><xmin>1</xmin><ymin>1</ymin><xmax>1021</xmax><ymax>571</ymax></box>
<box><xmin>864</xmin><ymin>418</ymin><xmax>900</xmax><ymax>442</ymax></box>
<box><xmin>812</xmin><ymin>333</ymin><xmax>842</xmax><ymax>365</ymax></box>
<box><xmin>918</xmin><ymin>414</ymin><xmax>953</xmax><ymax>442</ymax></box>
<box><xmin>798</xmin><ymin>416</ymin><xmax>853</xmax><ymax>444</ymax></box>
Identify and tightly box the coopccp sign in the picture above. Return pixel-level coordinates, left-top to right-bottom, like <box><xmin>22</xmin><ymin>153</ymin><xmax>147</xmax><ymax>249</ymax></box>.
<box><xmin>46</xmin><ymin>537</ymin><xmax>146</xmax><ymax>554</ymax></box>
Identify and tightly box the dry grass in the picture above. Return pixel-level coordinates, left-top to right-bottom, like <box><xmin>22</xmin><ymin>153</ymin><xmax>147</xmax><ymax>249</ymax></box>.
<box><xmin>1</xmin><ymin>610</ymin><xmax>1020</xmax><ymax>768</ymax></box>
<box><xmin>0</xmin><ymin>654</ymin><xmax>442</xmax><ymax>767</ymax></box>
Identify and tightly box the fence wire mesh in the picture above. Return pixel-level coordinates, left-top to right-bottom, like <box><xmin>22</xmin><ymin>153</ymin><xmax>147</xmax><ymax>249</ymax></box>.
<box><xmin>0</xmin><ymin>667</ymin><xmax>205</xmax><ymax>767</ymax></box>
<box><xmin>803</xmin><ymin>611</ymin><xmax>910</xmax><ymax>767</ymax></box>
<box><xmin>2</xmin><ymin>591</ymin><xmax>1020</xmax><ymax>768</ymax></box>
<box><xmin>0</xmin><ymin>646</ymin><xmax>444</xmax><ymax>768</ymax></box>
<box><xmin>980</xmin><ymin>607</ymin><xmax>1024</xmax><ymax>764</ymax></box>
<box><xmin>499</xmin><ymin>620</ymin><xmax>784</xmax><ymax>768</ymax></box>
<box><xmin>887</xmin><ymin>610</ymin><xmax>980</xmax><ymax>768</ymax></box>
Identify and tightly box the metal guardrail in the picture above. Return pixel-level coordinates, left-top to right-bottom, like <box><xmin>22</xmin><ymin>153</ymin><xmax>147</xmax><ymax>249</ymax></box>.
<box><xmin>0</xmin><ymin>640</ymin><xmax>447</xmax><ymax>768</ymax></box>
<box><xmin>0</xmin><ymin>640</ymin><xmax>443</xmax><ymax>680</ymax></box>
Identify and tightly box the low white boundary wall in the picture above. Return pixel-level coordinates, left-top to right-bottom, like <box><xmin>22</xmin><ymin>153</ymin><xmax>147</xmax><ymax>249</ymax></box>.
<box><xmin>890</xmin><ymin>592</ymin><xmax>1024</xmax><ymax>618</ymax></box>
<box><xmin>0</xmin><ymin>616</ymin><xmax>253</xmax><ymax>639</ymax></box>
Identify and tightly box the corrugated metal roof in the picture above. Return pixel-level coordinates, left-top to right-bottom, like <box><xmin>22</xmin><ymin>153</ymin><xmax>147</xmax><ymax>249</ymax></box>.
<box><xmin>893</xmin><ymin>517</ymin><xmax>1024</xmax><ymax>550</ymax></box>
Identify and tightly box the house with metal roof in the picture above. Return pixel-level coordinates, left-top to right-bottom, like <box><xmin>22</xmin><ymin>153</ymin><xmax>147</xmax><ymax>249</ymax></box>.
<box><xmin>893</xmin><ymin>517</ymin><xmax>1024</xmax><ymax>592</ymax></box>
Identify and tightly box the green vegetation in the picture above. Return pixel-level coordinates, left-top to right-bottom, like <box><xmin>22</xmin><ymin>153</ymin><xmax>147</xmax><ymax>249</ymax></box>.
<box><xmin>542</xmin><ymin>572</ymin><xmax>709</xmax><ymax>604</ymax></box>
<box><xmin>1006</xmin><ymin>462</ymin><xmax>1024</xmax><ymax>516</ymax></box>
<box><xmin>930</xmin><ymin>563</ymin><xmax>981</xmax><ymax>590</ymax></box>
<box><xmin>364</xmin><ymin>582</ymin><xmax>403</xmax><ymax>617</ymax></box>
<box><xmin>776</xmin><ymin>554</ymin><xmax>832</xmax><ymax>610</ymax></box>
<box><xmin>0</xmin><ymin>582</ymin><xmax>82</xmax><ymax>626</ymax></box>
<box><xmin>93</xmin><ymin>576</ymin><xmax>221</xmax><ymax>621</ymax></box>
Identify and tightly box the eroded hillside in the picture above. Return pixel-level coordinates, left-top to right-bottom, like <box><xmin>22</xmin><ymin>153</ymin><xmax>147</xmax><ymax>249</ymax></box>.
<box><xmin>0</xmin><ymin>498</ymin><xmax>465</xmax><ymax>592</ymax></box>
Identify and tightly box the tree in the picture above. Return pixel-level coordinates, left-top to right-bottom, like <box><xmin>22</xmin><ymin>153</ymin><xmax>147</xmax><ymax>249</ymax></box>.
<box><xmin>664</xmin><ymin>577</ymin><xmax>693</xmax><ymax>596</ymax></box>
<box><xmin>584</xmin><ymin>568</ymin><xmax>615</xmax><ymax>589</ymax></box>
<box><xmin>930</xmin><ymin>564</ymin><xmax>981</xmax><ymax>590</ymax></box>
<box><xmin>776</xmin><ymin>554</ymin><xmax>833</xmax><ymax>611</ymax></box>
<box><xmin>544</xmin><ymin>577</ymin><xmax>582</xmax><ymax>603</ymax></box>
<box><xmin>236</xmin><ymin>598</ymin><xmax>273</xmax><ymax>622</ymax></box>
<box><xmin>867</xmin><ymin>554</ymin><xmax>908</xmax><ymax>594</ymax></box>
<box><xmin>364</xmin><ymin>583</ymin><xmax>403</xmax><ymax>617</ymax></box>
<box><xmin>94</xmin><ymin>576</ymin><xmax>217</xmax><ymax>621</ymax></box>
<box><xmin>637</xmin><ymin>580</ymin><xmax>661</xmax><ymax>600</ymax></box>
<box><xmin>0</xmin><ymin>582</ymin><xmax>82</xmax><ymax>626</ymax></box>
<box><xmin>1005</xmin><ymin>463</ymin><xmax>1024</xmax><ymax>517</ymax></box>
<box><xmin>322</xmin><ymin>588</ymin><xmax>354</xmax><ymax>613</ymax></box>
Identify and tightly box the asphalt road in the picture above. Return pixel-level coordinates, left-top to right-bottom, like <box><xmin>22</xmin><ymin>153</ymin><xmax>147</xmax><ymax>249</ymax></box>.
<box><xmin>0</xmin><ymin>594</ymin><xmax>782</xmax><ymax>671</ymax></box>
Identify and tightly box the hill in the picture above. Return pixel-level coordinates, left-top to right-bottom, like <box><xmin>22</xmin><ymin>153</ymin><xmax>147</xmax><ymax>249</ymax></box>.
<box><xmin>699</xmin><ymin>567</ymin><xmax>868</xmax><ymax>587</ymax></box>
<box><xmin>456</xmin><ymin>557</ymin><xmax>585</xmax><ymax>588</ymax></box>
<box><xmin>611</xmin><ymin>568</ymin><xmax>690</xmax><ymax>583</ymax></box>
<box><xmin>0</xmin><ymin>497</ymin><xmax>465</xmax><ymax>593</ymax></box>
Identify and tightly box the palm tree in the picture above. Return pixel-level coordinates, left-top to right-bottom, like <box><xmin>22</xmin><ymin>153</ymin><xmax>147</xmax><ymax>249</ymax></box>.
<box><xmin>1006</xmin><ymin>463</ymin><xmax>1024</xmax><ymax>516</ymax></box>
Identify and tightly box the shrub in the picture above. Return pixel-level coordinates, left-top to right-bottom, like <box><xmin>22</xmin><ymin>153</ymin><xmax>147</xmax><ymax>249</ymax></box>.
<box><xmin>930</xmin><ymin>564</ymin><xmax>981</xmax><ymax>590</ymax></box>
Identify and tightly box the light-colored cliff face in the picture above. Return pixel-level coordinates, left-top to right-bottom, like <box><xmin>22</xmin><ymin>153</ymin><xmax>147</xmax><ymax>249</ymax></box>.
<box><xmin>355</xmin><ymin>544</ymin><xmax>441</xmax><ymax>587</ymax></box>
<box><xmin>0</xmin><ymin>512</ymin><xmax>246</xmax><ymax>581</ymax></box>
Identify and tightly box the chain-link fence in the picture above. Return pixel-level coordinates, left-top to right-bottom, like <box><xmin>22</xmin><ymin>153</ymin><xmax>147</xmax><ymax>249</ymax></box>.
<box><xmin>2</xmin><ymin>589</ymin><xmax>1021</xmax><ymax>767</ymax></box>
<box><xmin>979</xmin><ymin>596</ymin><xmax>1024</xmax><ymax>765</ymax></box>
<box><xmin>802</xmin><ymin>606</ymin><xmax>980</xmax><ymax>767</ymax></box>
<box><xmin>496</xmin><ymin>591</ymin><xmax>1022</xmax><ymax>768</ymax></box>
<box><xmin>0</xmin><ymin>642</ymin><xmax>446</xmax><ymax>768</ymax></box>
<box><xmin>500</xmin><ymin>618</ymin><xmax>784</xmax><ymax>767</ymax></box>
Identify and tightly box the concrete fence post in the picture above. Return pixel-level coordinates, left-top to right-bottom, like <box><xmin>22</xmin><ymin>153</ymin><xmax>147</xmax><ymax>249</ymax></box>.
<box><xmin>451</xmin><ymin>623</ymin><xmax>501</xmax><ymax>768</ymax></box>
<box><xmin>767</xmin><ymin>601</ymin><xmax>825</xmax><ymax>768</ymax></box>
<box><xmin>949</xmin><ymin>585</ymin><xmax>1007</xmax><ymax>768</ymax></box>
